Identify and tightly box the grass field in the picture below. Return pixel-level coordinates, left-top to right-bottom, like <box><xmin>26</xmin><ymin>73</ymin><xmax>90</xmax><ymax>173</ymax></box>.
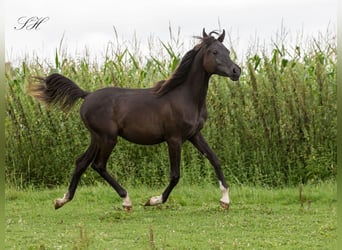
<box><xmin>5</xmin><ymin>181</ymin><xmax>336</xmax><ymax>249</ymax></box>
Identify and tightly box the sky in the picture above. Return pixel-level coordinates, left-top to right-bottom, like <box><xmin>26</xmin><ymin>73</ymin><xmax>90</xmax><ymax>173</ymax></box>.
<box><xmin>5</xmin><ymin>0</ymin><xmax>337</xmax><ymax>65</ymax></box>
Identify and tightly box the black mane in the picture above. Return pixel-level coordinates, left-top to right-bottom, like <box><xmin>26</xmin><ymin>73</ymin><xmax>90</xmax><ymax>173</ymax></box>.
<box><xmin>153</xmin><ymin>35</ymin><xmax>216</xmax><ymax>96</ymax></box>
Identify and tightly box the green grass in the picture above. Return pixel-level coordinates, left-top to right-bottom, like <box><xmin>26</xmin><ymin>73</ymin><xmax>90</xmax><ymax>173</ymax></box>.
<box><xmin>5</xmin><ymin>181</ymin><xmax>336</xmax><ymax>249</ymax></box>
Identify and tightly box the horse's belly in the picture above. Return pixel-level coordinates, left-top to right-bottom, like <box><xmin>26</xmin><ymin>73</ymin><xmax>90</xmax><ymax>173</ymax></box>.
<box><xmin>120</xmin><ymin>133</ymin><xmax>165</xmax><ymax>145</ymax></box>
<box><xmin>119</xmin><ymin>127</ymin><xmax>165</xmax><ymax>145</ymax></box>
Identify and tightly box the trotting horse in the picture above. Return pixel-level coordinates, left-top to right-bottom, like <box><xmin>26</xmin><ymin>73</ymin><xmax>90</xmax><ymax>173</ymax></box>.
<box><xmin>29</xmin><ymin>29</ymin><xmax>241</xmax><ymax>211</ymax></box>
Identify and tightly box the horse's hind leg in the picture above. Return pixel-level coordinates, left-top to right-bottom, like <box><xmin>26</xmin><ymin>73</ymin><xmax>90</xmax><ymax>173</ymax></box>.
<box><xmin>91</xmin><ymin>136</ymin><xmax>132</xmax><ymax>211</ymax></box>
<box><xmin>55</xmin><ymin>141</ymin><xmax>97</xmax><ymax>209</ymax></box>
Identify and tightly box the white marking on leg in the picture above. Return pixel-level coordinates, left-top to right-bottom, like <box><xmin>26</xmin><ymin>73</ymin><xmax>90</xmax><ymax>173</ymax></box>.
<box><xmin>219</xmin><ymin>181</ymin><xmax>230</xmax><ymax>204</ymax></box>
<box><xmin>149</xmin><ymin>195</ymin><xmax>163</xmax><ymax>205</ymax></box>
<box><xmin>55</xmin><ymin>192</ymin><xmax>70</xmax><ymax>209</ymax></box>
<box><xmin>122</xmin><ymin>193</ymin><xmax>132</xmax><ymax>208</ymax></box>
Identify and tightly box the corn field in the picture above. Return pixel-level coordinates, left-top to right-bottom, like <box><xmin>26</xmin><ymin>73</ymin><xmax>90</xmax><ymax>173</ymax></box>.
<box><xmin>5</xmin><ymin>31</ymin><xmax>336</xmax><ymax>188</ymax></box>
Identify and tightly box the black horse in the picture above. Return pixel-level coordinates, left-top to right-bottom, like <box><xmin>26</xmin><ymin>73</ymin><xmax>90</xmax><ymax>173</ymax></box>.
<box><xmin>30</xmin><ymin>29</ymin><xmax>241</xmax><ymax>211</ymax></box>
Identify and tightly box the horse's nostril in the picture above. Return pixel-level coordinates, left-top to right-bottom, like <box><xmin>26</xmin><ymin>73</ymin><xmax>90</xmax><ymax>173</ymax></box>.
<box><xmin>232</xmin><ymin>66</ymin><xmax>241</xmax><ymax>75</ymax></box>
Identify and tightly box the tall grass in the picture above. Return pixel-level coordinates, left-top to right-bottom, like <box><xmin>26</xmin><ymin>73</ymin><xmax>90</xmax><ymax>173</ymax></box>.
<box><xmin>5</xmin><ymin>29</ymin><xmax>336</xmax><ymax>188</ymax></box>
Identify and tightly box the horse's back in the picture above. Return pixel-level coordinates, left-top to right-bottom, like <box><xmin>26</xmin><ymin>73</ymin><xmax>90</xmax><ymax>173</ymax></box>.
<box><xmin>79</xmin><ymin>86</ymin><xmax>169</xmax><ymax>144</ymax></box>
<box><xmin>80</xmin><ymin>87</ymin><xmax>153</xmax><ymax>117</ymax></box>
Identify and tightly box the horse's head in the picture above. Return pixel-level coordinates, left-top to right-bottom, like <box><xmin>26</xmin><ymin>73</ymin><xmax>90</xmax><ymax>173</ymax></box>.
<box><xmin>201</xmin><ymin>29</ymin><xmax>241</xmax><ymax>81</ymax></box>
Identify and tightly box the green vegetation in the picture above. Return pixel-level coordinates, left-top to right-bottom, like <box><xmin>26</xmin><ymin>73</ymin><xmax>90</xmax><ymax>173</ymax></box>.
<box><xmin>4</xmin><ymin>28</ymin><xmax>337</xmax><ymax>250</ymax></box>
<box><xmin>5</xmin><ymin>30</ymin><xmax>336</xmax><ymax>188</ymax></box>
<box><xmin>5</xmin><ymin>182</ymin><xmax>336</xmax><ymax>249</ymax></box>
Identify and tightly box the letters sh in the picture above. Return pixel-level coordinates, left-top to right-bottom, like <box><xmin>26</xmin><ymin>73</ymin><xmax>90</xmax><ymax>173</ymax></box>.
<box><xmin>14</xmin><ymin>16</ymin><xmax>50</xmax><ymax>30</ymax></box>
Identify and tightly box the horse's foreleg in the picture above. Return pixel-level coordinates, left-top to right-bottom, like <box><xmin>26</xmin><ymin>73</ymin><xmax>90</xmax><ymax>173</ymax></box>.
<box><xmin>189</xmin><ymin>133</ymin><xmax>230</xmax><ymax>210</ymax></box>
<box><xmin>55</xmin><ymin>142</ymin><xmax>97</xmax><ymax>209</ymax></box>
<box><xmin>145</xmin><ymin>138</ymin><xmax>182</xmax><ymax>206</ymax></box>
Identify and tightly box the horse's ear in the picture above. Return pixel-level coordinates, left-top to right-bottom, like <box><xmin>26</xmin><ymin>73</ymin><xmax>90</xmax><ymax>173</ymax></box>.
<box><xmin>217</xmin><ymin>29</ymin><xmax>225</xmax><ymax>42</ymax></box>
<box><xmin>202</xmin><ymin>28</ymin><xmax>208</xmax><ymax>38</ymax></box>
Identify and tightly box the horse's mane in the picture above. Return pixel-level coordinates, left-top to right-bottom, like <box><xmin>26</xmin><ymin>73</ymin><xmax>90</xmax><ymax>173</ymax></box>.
<box><xmin>153</xmin><ymin>35</ymin><xmax>217</xmax><ymax>97</ymax></box>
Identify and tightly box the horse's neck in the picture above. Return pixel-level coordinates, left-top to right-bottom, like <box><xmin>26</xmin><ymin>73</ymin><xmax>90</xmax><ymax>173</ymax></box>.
<box><xmin>181</xmin><ymin>55</ymin><xmax>210</xmax><ymax>111</ymax></box>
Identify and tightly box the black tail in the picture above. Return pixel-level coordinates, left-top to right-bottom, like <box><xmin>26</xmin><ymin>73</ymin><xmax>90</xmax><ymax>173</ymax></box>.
<box><xmin>29</xmin><ymin>73</ymin><xmax>90</xmax><ymax>111</ymax></box>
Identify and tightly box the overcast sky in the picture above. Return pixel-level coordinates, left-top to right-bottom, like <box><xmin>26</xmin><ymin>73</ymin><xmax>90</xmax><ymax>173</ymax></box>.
<box><xmin>5</xmin><ymin>0</ymin><xmax>337</xmax><ymax>65</ymax></box>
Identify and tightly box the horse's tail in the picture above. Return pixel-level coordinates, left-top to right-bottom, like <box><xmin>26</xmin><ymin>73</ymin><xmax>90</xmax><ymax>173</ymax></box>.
<box><xmin>29</xmin><ymin>73</ymin><xmax>90</xmax><ymax>111</ymax></box>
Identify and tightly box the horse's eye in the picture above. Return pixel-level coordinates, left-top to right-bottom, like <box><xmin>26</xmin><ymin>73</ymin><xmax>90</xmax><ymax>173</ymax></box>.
<box><xmin>213</xmin><ymin>50</ymin><xmax>218</xmax><ymax>55</ymax></box>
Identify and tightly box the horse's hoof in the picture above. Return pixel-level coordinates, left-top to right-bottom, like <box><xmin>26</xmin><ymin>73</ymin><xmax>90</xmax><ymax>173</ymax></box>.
<box><xmin>145</xmin><ymin>195</ymin><xmax>163</xmax><ymax>206</ymax></box>
<box><xmin>123</xmin><ymin>205</ymin><xmax>132</xmax><ymax>212</ymax></box>
<box><xmin>54</xmin><ymin>200</ymin><xmax>63</xmax><ymax>210</ymax></box>
<box><xmin>54</xmin><ymin>193</ymin><xmax>70</xmax><ymax>210</ymax></box>
<box><xmin>220</xmin><ymin>201</ymin><xmax>230</xmax><ymax>210</ymax></box>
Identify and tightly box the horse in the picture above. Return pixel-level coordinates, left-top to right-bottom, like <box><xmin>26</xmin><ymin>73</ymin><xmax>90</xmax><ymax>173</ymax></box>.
<box><xmin>29</xmin><ymin>29</ymin><xmax>241</xmax><ymax>211</ymax></box>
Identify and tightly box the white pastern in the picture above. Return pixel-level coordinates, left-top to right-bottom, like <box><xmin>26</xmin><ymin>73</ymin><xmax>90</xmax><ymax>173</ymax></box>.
<box><xmin>149</xmin><ymin>195</ymin><xmax>163</xmax><ymax>205</ymax></box>
<box><xmin>55</xmin><ymin>192</ymin><xmax>70</xmax><ymax>208</ymax></box>
<box><xmin>122</xmin><ymin>193</ymin><xmax>132</xmax><ymax>208</ymax></box>
<box><xmin>219</xmin><ymin>181</ymin><xmax>230</xmax><ymax>204</ymax></box>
